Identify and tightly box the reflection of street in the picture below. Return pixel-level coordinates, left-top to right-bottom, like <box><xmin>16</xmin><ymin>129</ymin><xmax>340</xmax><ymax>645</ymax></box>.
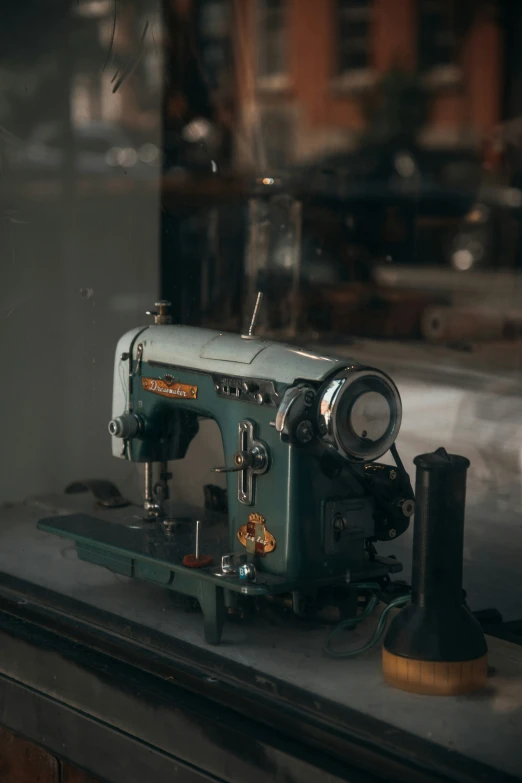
<box><xmin>453</xmin><ymin>379</ymin><xmax>522</xmax><ymax>512</ymax></box>
<box><xmin>390</xmin><ymin>376</ymin><xmax>522</xmax><ymax>516</ymax></box>
<box><xmin>7</xmin><ymin>121</ymin><xmax>160</xmax><ymax>180</ymax></box>
<box><xmin>324</xmin><ymin>339</ymin><xmax>522</xmax><ymax>620</ymax></box>
<box><xmin>0</xmin><ymin>189</ymin><xmax>158</xmax><ymax>506</ymax></box>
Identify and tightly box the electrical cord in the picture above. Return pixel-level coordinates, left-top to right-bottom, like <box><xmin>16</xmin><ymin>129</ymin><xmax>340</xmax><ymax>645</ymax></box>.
<box><xmin>324</xmin><ymin>584</ymin><xmax>411</xmax><ymax>658</ymax></box>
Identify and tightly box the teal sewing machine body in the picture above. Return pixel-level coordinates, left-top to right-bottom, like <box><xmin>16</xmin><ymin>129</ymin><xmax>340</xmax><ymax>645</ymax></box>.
<box><xmin>39</xmin><ymin>302</ymin><xmax>413</xmax><ymax>643</ymax></box>
<box><xmin>113</xmin><ymin>323</ymin><xmax>375</xmax><ymax>583</ymax></box>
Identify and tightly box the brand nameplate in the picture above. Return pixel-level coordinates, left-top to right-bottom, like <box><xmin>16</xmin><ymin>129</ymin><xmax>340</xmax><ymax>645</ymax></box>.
<box><xmin>142</xmin><ymin>377</ymin><xmax>197</xmax><ymax>399</ymax></box>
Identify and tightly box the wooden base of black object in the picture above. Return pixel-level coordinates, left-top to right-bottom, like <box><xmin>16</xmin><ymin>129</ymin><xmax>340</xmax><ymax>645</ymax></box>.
<box><xmin>383</xmin><ymin>603</ymin><xmax>488</xmax><ymax>695</ymax></box>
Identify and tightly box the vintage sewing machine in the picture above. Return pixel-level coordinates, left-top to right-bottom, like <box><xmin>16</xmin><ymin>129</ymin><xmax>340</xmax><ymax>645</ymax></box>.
<box><xmin>38</xmin><ymin>296</ymin><xmax>414</xmax><ymax>644</ymax></box>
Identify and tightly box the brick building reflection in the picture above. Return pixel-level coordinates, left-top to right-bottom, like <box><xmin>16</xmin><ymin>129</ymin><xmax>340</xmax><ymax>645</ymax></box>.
<box><xmin>232</xmin><ymin>0</ymin><xmax>502</xmax><ymax>168</ymax></box>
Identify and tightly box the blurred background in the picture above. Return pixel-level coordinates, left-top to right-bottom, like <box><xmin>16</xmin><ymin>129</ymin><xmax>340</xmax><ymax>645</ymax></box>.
<box><xmin>2</xmin><ymin>0</ymin><xmax>522</xmax><ymax>617</ymax></box>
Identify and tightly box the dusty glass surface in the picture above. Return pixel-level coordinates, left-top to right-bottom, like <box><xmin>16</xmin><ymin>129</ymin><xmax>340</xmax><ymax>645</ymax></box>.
<box><xmin>2</xmin><ymin>0</ymin><xmax>521</xmax><ymax>666</ymax></box>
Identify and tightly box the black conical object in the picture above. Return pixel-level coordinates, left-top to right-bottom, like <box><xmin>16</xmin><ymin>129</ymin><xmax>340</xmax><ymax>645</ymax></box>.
<box><xmin>383</xmin><ymin>448</ymin><xmax>488</xmax><ymax>695</ymax></box>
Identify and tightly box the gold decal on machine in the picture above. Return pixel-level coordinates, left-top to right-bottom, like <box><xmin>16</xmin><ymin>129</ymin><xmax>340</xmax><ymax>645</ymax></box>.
<box><xmin>142</xmin><ymin>377</ymin><xmax>198</xmax><ymax>399</ymax></box>
<box><xmin>237</xmin><ymin>513</ymin><xmax>276</xmax><ymax>556</ymax></box>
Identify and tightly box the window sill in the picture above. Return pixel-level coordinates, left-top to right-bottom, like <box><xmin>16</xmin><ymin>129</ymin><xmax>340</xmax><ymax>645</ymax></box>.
<box><xmin>255</xmin><ymin>74</ymin><xmax>293</xmax><ymax>95</ymax></box>
<box><xmin>330</xmin><ymin>69</ymin><xmax>377</xmax><ymax>95</ymax></box>
<box><xmin>421</xmin><ymin>65</ymin><xmax>463</xmax><ymax>92</ymax></box>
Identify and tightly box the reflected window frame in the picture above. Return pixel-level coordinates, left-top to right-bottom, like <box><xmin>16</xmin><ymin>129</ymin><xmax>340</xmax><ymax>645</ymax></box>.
<box><xmin>417</xmin><ymin>0</ymin><xmax>462</xmax><ymax>89</ymax></box>
<box><xmin>333</xmin><ymin>0</ymin><xmax>375</xmax><ymax>92</ymax></box>
<box><xmin>255</xmin><ymin>0</ymin><xmax>290</xmax><ymax>91</ymax></box>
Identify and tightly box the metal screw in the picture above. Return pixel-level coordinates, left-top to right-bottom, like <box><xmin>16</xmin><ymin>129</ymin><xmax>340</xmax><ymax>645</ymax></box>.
<box><xmin>162</xmin><ymin>518</ymin><xmax>177</xmax><ymax>535</ymax></box>
<box><xmin>400</xmin><ymin>499</ymin><xmax>415</xmax><ymax>518</ymax></box>
<box><xmin>389</xmin><ymin>528</ymin><xmax>397</xmax><ymax>538</ymax></box>
<box><xmin>389</xmin><ymin>470</ymin><xmax>397</xmax><ymax>480</ymax></box>
<box><xmin>333</xmin><ymin>514</ymin><xmax>345</xmax><ymax>532</ymax></box>
<box><xmin>304</xmin><ymin>390</ymin><xmax>315</xmax><ymax>406</ymax></box>
<box><xmin>296</xmin><ymin>420</ymin><xmax>314</xmax><ymax>443</ymax></box>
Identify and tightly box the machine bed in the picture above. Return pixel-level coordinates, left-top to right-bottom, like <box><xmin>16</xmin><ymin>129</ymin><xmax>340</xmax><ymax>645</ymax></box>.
<box><xmin>0</xmin><ymin>493</ymin><xmax>519</xmax><ymax>781</ymax></box>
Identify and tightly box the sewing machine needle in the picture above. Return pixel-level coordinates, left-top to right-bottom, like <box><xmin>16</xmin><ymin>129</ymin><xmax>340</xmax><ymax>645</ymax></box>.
<box><xmin>196</xmin><ymin>519</ymin><xmax>200</xmax><ymax>561</ymax></box>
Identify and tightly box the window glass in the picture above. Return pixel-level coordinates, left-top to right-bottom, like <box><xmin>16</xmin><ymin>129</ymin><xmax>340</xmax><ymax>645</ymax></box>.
<box><xmin>2</xmin><ymin>5</ymin><xmax>522</xmax><ymax>771</ymax></box>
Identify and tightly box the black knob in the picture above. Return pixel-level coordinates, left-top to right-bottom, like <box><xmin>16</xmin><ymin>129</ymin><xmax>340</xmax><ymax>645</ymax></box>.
<box><xmin>108</xmin><ymin>414</ymin><xmax>142</xmax><ymax>439</ymax></box>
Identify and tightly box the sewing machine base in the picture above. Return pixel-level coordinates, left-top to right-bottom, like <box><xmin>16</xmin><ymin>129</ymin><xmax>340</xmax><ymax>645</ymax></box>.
<box><xmin>37</xmin><ymin>506</ymin><xmax>402</xmax><ymax>644</ymax></box>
